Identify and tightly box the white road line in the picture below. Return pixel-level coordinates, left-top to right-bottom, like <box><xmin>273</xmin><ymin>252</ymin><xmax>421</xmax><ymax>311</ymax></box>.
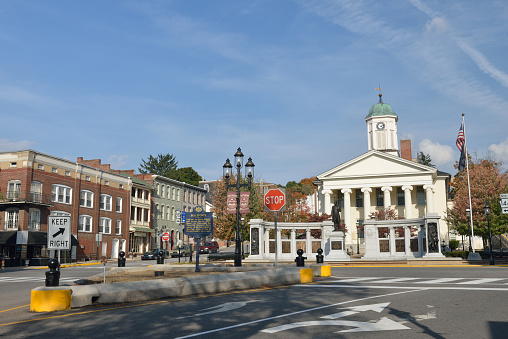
<box><xmin>330</xmin><ymin>277</ymin><xmax>382</xmax><ymax>283</ymax></box>
<box><xmin>368</xmin><ymin>278</ymin><xmax>421</xmax><ymax>284</ymax></box>
<box><xmin>457</xmin><ymin>278</ymin><xmax>505</xmax><ymax>285</ymax></box>
<box><xmin>415</xmin><ymin>278</ymin><xmax>464</xmax><ymax>284</ymax></box>
<box><xmin>295</xmin><ymin>284</ymin><xmax>508</xmax><ymax>291</ymax></box>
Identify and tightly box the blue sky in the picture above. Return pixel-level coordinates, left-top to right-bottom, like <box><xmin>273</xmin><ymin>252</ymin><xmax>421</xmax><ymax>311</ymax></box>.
<box><xmin>1</xmin><ymin>0</ymin><xmax>508</xmax><ymax>185</ymax></box>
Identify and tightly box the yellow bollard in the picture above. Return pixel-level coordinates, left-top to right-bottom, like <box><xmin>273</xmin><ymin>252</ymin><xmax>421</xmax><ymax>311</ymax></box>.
<box><xmin>30</xmin><ymin>289</ymin><xmax>71</xmax><ymax>312</ymax></box>
<box><xmin>300</xmin><ymin>268</ymin><xmax>313</xmax><ymax>283</ymax></box>
<box><xmin>321</xmin><ymin>265</ymin><xmax>331</xmax><ymax>277</ymax></box>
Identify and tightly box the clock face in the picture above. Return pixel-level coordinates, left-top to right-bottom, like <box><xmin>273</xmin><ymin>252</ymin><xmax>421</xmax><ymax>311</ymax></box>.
<box><xmin>376</xmin><ymin>122</ymin><xmax>385</xmax><ymax>130</ymax></box>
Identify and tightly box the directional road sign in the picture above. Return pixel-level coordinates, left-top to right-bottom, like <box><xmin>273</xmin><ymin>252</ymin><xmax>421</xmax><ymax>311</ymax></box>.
<box><xmin>47</xmin><ymin>216</ymin><xmax>71</xmax><ymax>250</ymax></box>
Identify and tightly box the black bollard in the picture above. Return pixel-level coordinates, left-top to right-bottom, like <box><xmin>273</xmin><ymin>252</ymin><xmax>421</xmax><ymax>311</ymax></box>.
<box><xmin>118</xmin><ymin>251</ymin><xmax>126</xmax><ymax>267</ymax></box>
<box><xmin>156</xmin><ymin>250</ymin><xmax>165</xmax><ymax>264</ymax></box>
<box><xmin>295</xmin><ymin>249</ymin><xmax>307</xmax><ymax>267</ymax></box>
<box><xmin>316</xmin><ymin>248</ymin><xmax>324</xmax><ymax>264</ymax></box>
<box><xmin>45</xmin><ymin>258</ymin><xmax>60</xmax><ymax>287</ymax></box>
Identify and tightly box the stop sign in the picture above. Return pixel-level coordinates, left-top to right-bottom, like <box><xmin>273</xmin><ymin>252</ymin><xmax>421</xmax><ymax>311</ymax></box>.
<box><xmin>162</xmin><ymin>232</ymin><xmax>170</xmax><ymax>241</ymax></box>
<box><xmin>264</xmin><ymin>188</ymin><xmax>286</xmax><ymax>211</ymax></box>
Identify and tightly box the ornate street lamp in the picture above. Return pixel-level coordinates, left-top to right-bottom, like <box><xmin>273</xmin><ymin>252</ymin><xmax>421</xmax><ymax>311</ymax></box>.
<box><xmin>484</xmin><ymin>202</ymin><xmax>494</xmax><ymax>265</ymax></box>
<box><xmin>223</xmin><ymin>147</ymin><xmax>255</xmax><ymax>267</ymax></box>
<box><xmin>466</xmin><ymin>208</ymin><xmax>472</xmax><ymax>252</ymax></box>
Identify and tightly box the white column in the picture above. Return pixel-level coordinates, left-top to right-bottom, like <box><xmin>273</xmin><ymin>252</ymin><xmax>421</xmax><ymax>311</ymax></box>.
<box><xmin>402</xmin><ymin>185</ymin><xmax>413</xmax><ymax>219</ymax></box>
<box><xmin>361</xmin><ymin>187</ymin><xmax>372</xmax><ymax>220</ymax></box>
<box><xmin>306</xmin><ymin>228</ymin><xmax>311</xmax><ymax>255</ymax></box>
<box><xmin>404</xmin><ymin>226</ymin><xmax>411</xmax><ymax>255</ymax></box>
<box><xmin>389</xmin><ymin>226</ymin><xmax>395</xmax><ymax>256</ymax></box>
<box><xmin>423</xmin><ymin>185</ymin><xmax>435</xmax><ymax>214</ymax></box>
<box><xmin>341</xmin><ymin>188</ymin><xmax>352</xmax><ymax>246</ymax></box>
<box><xmin>381</xmin><ymin>186</ymin><xmax>392</xmax><ymax>209</ymax></box>
<box><xmin>277</xmin><ymin>228</ymin><xmax>282</xmax><ymax>259</ymax></box>
<box><xmin>291</xmin><ymin>228</ymin><xmax>296</xmax><ymax>258</ymax></box>
<box><xmin>323</xmin><ymin>189</ymin><xmax>332</xmax><ymax>215</ymax></box>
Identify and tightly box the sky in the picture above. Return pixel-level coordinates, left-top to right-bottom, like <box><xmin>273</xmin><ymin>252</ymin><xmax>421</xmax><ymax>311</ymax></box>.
<box><xmin>1</xmin><ymin>0</ymin><xmax>507</xmax><ymax>185</ymax></box>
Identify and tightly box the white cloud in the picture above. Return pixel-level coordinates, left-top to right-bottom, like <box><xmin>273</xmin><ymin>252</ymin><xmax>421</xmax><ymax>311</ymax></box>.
<box><xmin>418</xmin><ymin>139</ymin><xmax>454</xmax><ymax>167</ymax></box>
<box><xmin>488</xmin><ymin>138</ymin><xmax>508</xmax><ymax>166</ymax></box>
<box><xmin>108</xmin><ymin>155</ymin><xmax>129</xmax><ymax>169</ymax></box>
<box><xmin>0</xmin><ymin>139</ymin><xmax>34</xmax><ymax>151</ymax></box>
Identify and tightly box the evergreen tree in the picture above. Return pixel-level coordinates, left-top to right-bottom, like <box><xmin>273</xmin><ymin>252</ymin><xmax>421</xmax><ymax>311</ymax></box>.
<box><xmin>139</xmin><ymin>153</ymin><xmax>178</xmax><ymax>178</ymax></box>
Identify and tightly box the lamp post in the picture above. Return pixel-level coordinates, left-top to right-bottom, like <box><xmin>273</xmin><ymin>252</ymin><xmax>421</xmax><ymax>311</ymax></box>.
<box><xmin>466</xmin><ymin>208</ymin><xmax>472</xmax><ymax>252</ymax></box>
<box><xmin>356</xmin><ymin>221</ymin><xmax>360</xmax><ymax>255</ymax></box>
<box><xmin>484</xmin><ymin>202</ymin><xmax>494</xmax><ymax>265</ymax></box>
<box><xmin>223</xmin><ymin>147</ymin><xmax>255</xmax><ymax>267</ymax></box>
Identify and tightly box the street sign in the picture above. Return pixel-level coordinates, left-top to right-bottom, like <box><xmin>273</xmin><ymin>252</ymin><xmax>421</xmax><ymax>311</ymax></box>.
<box><xmin>184</xmin><ymin>206</ymin><xmax>213</xmax><ymax>237</ymax></box>
<box><xmin>501</xmin><ymin>194</ymin><xmax>508</xmax><ymax>214</ymax></box>
<box><xmin>264</xmin><ymin>188</ymin><xmax>286</xmax><ymax>212</ymax></box>
<box><xmin>176</xmin><ymin>210</ymin><xmax>181</xmax><ymax>224</ymax></box>
<box><xmin>162</xmin><ymin>232</ymin><xmax>170</xmax><ymax>241</ymax></box>
<box><xmin>181</xmin><ymin>211</ymin><xmax>186</xmax><ymax>224</ymax></box>
<box><xmin>47</xmin><ymin>216</ymin><xmax>71</xmax><ymax>250</ymax></box>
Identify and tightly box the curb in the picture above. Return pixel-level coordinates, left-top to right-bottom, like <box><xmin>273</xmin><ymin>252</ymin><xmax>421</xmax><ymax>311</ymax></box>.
<box><xmin>31</xmin><ymin>267</ymin><xmax>303</xmax><ymax>309</ymax></box>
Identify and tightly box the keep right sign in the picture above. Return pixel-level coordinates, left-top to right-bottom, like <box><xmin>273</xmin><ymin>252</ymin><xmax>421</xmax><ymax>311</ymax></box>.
<box><xmin>265</xmin><ymin>188</ymin><xmax>286</xmax><ymax>212</ymax></box>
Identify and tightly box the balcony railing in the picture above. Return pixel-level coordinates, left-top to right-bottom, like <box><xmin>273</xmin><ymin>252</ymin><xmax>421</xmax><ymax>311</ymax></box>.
<box><xmin>28</xmin><ymin>221</ymin><xmax>41</xmax><ymax>231</ymax></box>
<box><xmin>4</xmin><ymin>221</ymin><xmax>19</xmax><ymax>230</ymax></box>
<box><xmin>1</xmin><ymin>191</ymin><xmax>53</xmax><ymax>205</ymax></box>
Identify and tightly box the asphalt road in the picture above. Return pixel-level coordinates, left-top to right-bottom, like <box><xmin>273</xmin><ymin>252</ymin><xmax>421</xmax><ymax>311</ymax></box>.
<box><xmin>1</xmin><ymin>265</ymin><xmax>507</xmax><ymax>338</ymax></box>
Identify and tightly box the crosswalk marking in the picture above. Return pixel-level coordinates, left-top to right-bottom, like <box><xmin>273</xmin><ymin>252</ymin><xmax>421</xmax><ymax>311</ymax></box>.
<box><xmin>329</xmin><ymin>277</ymin><xmax>508</xmax><ymax>285</ymax></box>
<box><xmin>456</xmin><ymin>278</ymin><xmax>505</xmax><ymax>285</ymax></box>
<box><xmin>0</xmin><ymin>276</ymin><xmax>79</xmax><ymax>283</ymax></box>
<box><xmin>416</xmin><ymin>278</ymin><xmax>463</xmax><ymax>284</ymax></box>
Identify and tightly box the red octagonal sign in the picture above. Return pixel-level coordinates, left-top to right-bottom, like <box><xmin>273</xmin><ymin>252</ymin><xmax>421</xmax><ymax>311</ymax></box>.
<box><xmin>264</xmin><ymin>188</ymin><xmax>286</xmax><ymax>211</ymax></box>
<box><xmin>162</xmin><ymin>232</ymin><xmax>170</xmax><ymax>241</ymax></box>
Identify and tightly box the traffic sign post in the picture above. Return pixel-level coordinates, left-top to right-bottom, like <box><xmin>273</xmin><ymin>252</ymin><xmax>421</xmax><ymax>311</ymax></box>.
<box><xmin>264</xmin><ymin>188</ymin><xmax>286</xmax><ymax>268</ymax></box>
<box><xmin>501</xmin><ymin>194</ymin><xmax>508</xmax><ymax>214</ymax></box>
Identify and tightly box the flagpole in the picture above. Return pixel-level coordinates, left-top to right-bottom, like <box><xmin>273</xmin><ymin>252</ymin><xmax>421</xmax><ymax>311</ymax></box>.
<box><xmin>462</xmin><ymin>113</ymin><xmax>475</xmax><ymax>253</ymax></box>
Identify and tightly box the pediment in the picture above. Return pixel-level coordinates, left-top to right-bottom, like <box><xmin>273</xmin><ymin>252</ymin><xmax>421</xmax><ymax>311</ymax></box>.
<box><xmin>317</xmin><ymin>151</ymin><xmax>435</xmax><ymax>180</ymax></box>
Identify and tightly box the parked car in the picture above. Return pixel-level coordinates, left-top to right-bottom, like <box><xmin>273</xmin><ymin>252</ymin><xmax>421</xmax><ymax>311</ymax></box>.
<box><xmin>200</xmin><ymin>241</ymin><xmax>219</xmax><ymax>254</ymax></box>
<box><xmin>171</xmin><ymin>245</ymin><xmax>192</xmax><ymax>258</ymax></box>
<box><xmin>141</xmin><ymin>249</ymin><xmax>169</xmax><ymax>260</ymax></box>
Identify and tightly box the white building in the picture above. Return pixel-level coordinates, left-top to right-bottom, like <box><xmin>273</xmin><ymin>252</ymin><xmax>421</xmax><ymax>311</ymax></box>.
<box><xmin>314</xmin><ymin>93</ymin><xmax>451</xmax><ymax>254</ymax></box>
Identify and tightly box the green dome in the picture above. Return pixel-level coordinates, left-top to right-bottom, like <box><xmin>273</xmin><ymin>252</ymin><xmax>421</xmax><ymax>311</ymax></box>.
<box><xmin>366</xmin><ymin>94</ymin><xmax>397</xmax><ymax>119</ymax></box>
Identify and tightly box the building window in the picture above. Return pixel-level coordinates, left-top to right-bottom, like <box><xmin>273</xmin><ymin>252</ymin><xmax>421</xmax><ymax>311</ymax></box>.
<box><xmin>52</xmin><ymin>167</ymin><xmax>58</xmax><ymax>173</ymax></box>
<box><xmin>166</xmin><ymin>206</ymin><xmax>169</xmax><ymax>220</ymax></box>
<box><xmin>85</xmin><ymin>176</ymin><xmax>91</xmax><ymax>181</ymax></box>
<box><xmin>417</xmin><ymin>186</ymin><xmax>425</xmax><ymax>205</ymax></box>
<box><xmin>29</xmin><ymin>209</ymin><xmax>41</xmax><ymax>230</ymax></box>
<box><xmin>204</xmin><ymin>184</ymin><xmax>209</xmax><ymax>191</ymax></box>
<box><xmin>116</xmin><ymin>197</ymin><xmax>122</xmax><ymax>213</ymax></box>
<box><xmin>156</xmin><ymin>183</ymin><xmax>160</xmax><ymax>196</ymax></box>
<box><xmin>80</xmin><ymin>190</ymin><xmax>93</xmax><ymax>208</ymax></box>
<box><xmin>172</xmin><ymin>207</ymin><xmax>175</xmax><ymax>221</ymax></box>
<box><xmin>10</xmin><ymin>162</ymin><xmax>17</xmax><ymax>167</ymax></box>
<box><xmin>37</xmin><ymin>164</ymin><xmax>44</xmax><ymax>170</ymax></box>
<box><xmin>5</xmin><ymin>209</ymin><xmax>19</xmax><ymax>229</ymax></box>
<box><xmin>376</xmin><ymin>188</ymin><xmax>383</xmax><ymax>207</ymax></box>
<box><xmin>50</xmin><ymin>211</ymin><xmax>70</xmax><ymax>217</ymax></box>
<box><xmin>7</xmin><ymin>180</ymin><xmax>21</xmax><ymax>200</ymax></box>
<box><xmin>172</xmin><ymin>187</ymin><xmax>175</xmax><ymax>200</ymax></box>
<box><xmin>355</xmin><ymin>189</ymin><xmax>363</xmax><ymax>208</ymax></box>
<box><xmin>100</xmin><ymin>194</ymin><xmax>112</xmax><ymax>211</ymax></box>
<box><xmin>104</xmin><ymin>180</ymin><xmax>109</xmax><ymax>186</ymax></box>
<box><xmin>119</xmin><ymin>184</ymin><xmax>124</xmax><ymax>189</ymax></box>
<box><xmin>144</xmin><ymin>209</ymin><xmax>149</xmax><ymax>222</ymax></box>
<box><xmin>397</xmin><ymin>187</ymin><xmax>405</xmax><ymax>206</ymax></box>
<box><xmin>78</xmin><ymin>215</ymin><xmax>92</xmax><ymax>232</ymax></box>
<box><xmin>161</xmin><ymin>185</ymin><xmax>165</xmax><ymax>199</ymax></box>
<box><xmin>116</xmin><ymin>220</ymin><xmax>121</xmax><ymax>235</ymax></box>
<box><xmin>99</xmin><ymin>217</ymin><xmax>111</xmax><ymax>234</ymax></box>
<box><xmin>30</xmin><ymin>181</ymin><xmax>42</xmax><ymax>203</ymax></box>
<box><xmin>52</xmin><ymin>184</ymin><xmax>72</xmax><ymax>204</ymax></box>
<box><xmin>177</xmin><ymin>189</ymin><xmax>180</xmax><ymax>201</ymax></box>
<box><xmin>65</xmin><ymin>171</ymin><xmax>71</xmax><ymax>176</ymax></box>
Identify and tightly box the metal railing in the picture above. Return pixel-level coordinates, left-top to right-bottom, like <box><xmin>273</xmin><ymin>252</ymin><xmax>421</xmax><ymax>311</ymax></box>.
<box><xmin>1</xmin><ymin>191</ymin><xmax>53</xmax><ymax>205</ymax></box>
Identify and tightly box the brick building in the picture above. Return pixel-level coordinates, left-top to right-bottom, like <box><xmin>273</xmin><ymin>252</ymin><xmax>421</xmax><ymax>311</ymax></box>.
<box><xmin>0</xmin><ymin>150</ymin><xmax>131</xmax><ymax>266</ymax></box>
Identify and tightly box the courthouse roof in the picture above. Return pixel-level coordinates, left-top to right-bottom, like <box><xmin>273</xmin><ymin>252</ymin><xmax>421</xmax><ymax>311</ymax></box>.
<box><xmin>366</xmin><ymin>94</ymin><xmax>397</xmax><ymax>119</ymax></box>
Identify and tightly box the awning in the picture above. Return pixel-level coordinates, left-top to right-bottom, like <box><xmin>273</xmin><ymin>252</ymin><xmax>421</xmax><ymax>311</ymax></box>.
<box><xmin>27</xmin><ymin>231</ymin><xmax>79</xmax><ymax>246</ymax></box>
<box><xmin>0</xmin><ymin>231</ymin><xmax>17</xmax><ymax>245</ymax></box>
<box><xmin>131</xmin><ymin>226</ymin><xmax>154</xmax><ymax>233</ymax></box>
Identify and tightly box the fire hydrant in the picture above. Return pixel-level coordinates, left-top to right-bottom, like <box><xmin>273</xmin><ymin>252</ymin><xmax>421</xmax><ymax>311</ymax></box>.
<box><xmin>295</xmin><ymin>249</ymin><xmax>306</xmax><ymax>267</ymax></box>
<box><xmin>316</xmin><ymin>248</ymin><xmax>324</xmax><ymax>264</ymax></box>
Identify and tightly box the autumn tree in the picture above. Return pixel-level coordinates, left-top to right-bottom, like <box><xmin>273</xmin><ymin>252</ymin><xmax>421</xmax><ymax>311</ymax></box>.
<box><xmin>210</xmin><ymin>175</ymin><xmax>264</xmax><ymax>242</ymax></box>
<box><xmin>372</xmin><ymin>207</ymin><xmax>404</xmax><ymax>220</ymax></box>
<box><xmin>445</xmin><ymin>156</ymin><xmax>508</xmax><ymax>246</ymax></box>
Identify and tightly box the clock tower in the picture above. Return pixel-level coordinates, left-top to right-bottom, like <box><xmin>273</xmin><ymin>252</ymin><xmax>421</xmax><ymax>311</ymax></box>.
<box><xmin>366</xmin><ymin>93</ymin><xmax>399</xmax><ymax>155</ymax></box>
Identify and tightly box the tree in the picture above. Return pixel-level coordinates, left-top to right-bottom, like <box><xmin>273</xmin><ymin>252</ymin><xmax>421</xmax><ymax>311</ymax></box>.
<box><xmin>444</xmin><ymin>156</ymin><xmax>508</xmax><ymax>246</ymax></box>
<box><xmin>175</xmin><ymin>167</ymin><xmax>203</xmax><ymax>186</ymax></box>
<box><xmin>139</xmin><ymin>153</ymin><xmax>178</xmax><ymax>178</ymax></box>
<box><xmin>372</xmin><ymin>207</ymin><xmax>404</xmax><ymax>220</ymax></box>
<box><xmin>417</xmin><ymin>152</ymin><xmax>435</xmax><ymax>168</ymax></box>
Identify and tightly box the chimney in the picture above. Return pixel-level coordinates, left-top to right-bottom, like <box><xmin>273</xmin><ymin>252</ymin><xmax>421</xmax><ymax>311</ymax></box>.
<box><xmin>400</xmin><ymin>139</ymin><xmax>412</xmax><ymax>161</ymax></box>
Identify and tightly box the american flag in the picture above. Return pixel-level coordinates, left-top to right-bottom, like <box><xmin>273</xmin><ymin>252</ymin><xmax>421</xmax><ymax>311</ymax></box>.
<box><xmin>456</xmin><ymin>122</ymin><xmax>465</xmax><ymax>151</ymax></box>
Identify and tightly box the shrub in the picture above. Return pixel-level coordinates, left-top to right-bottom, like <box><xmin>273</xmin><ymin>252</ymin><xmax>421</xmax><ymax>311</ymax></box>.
<box><xmin>445</xmin><ymin>251</ymin><xmax>469</xmax><ymax>259</ymax></box>
<box><xmin>449</xmin><ymin>240</ymin><xmax>460</xmax><ymax>250</ymax></box>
